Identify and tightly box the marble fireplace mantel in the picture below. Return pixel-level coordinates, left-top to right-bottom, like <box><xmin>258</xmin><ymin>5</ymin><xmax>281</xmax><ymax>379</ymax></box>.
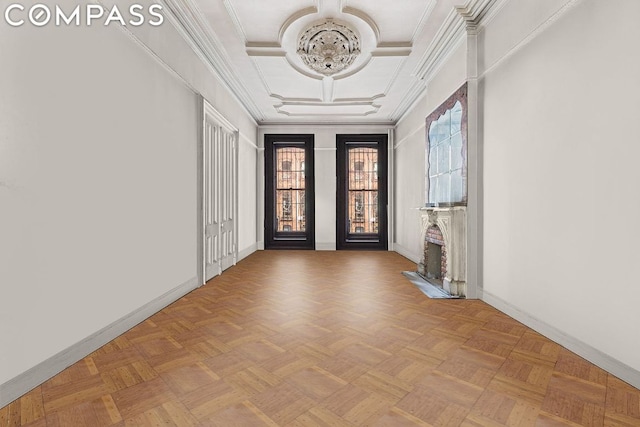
<box><xmin>418</xmin><ymin>206</ymin><xmax>467</xmax><ymax>297</ymax></box>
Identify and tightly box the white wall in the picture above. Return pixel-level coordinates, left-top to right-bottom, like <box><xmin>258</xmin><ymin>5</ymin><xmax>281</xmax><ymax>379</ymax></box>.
<box><xmin>393</xmin><ymin>97</ymin><xmax>428</xmax><ymax>262</ymax></box>
<box><xmin>0</xmin><ymin>0</ymin><xmax>258</xmax><ymax>404</ymax></box>
<box><xmin>238</xmin><ymin>133</ymin><xmax>259</xmax><ymax>258</ymax></box>
<box><xmin>393</xmin><ymin>0</ymin><xmax>640</xmax><ymax>387</ymax></box>
<box><xmin>394</xmin><ymin>42</ymin><xmax>467</xmax><ymax>262</ymax></box>
<box><xmin>481</xmin><ymin>0</ymin><xmax>640</xmax><ymax>381</ymax></box>
<box><xmin>118</xmin><ymin>0</ymin><xmax>259</xmax><ymax>257</ymax></box>
<box><xmin>258</xmin><ymin>125</ymin><xmax>392</xmax><ymax>250</ymax></box>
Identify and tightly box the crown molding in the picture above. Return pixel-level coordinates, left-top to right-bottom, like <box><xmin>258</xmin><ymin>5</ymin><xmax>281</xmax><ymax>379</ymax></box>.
<box><xmin>457</xmin><ymin>0</ymin><xmax>501</xmax><ymax>27</ymax></box>
<box><xmin>162</xmin><ymin>0</ymin><xmax>265</xmax><ymax>121</ymax></box>
<box><xmin>410</xmin><ymin>0</ymin><xmax>437</xmax><ymax>44</ymax></box>
<box><xmin>412</xmin><ymin>8</ymin><xmax>465</xmax><ymax>82</ymax></box>
<box><xmin>223</xmin><ymin>0</ymin><xmax>247</xmax><ymax>43</ymax></box>
<box><xmin>412</xmin><ymin>0</ymin><xmax>499</xmax><ymax>82</ymax></box>
<box><xmin>388</xmin><ymin>0</ymin><xmax>500</xmax><ymax>122</ymax></box>
<box><xmin>391</xmin><ymin>79</ymin><xmax>427</xmax><ymax>123</ymax></box>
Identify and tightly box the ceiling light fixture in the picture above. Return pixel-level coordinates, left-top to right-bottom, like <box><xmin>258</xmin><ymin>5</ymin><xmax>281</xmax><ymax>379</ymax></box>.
<box><xmin>297</xmin><ymin>19</ymin><xmax>360</xmax><ymax>76</ymax></box>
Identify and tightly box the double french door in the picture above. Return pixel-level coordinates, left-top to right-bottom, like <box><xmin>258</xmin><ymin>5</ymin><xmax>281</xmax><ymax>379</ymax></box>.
<box><xmin>203</xmin><ymin>100</ymin><xmax>238</xmax><ymax>281</ymax></box>
<box><xmin>263</xmin><ymin>133</ymin><xmax>387</xmax><ymax>251</ymax></box>
<box><xmin>336</xmin><ymin>134</ymin><xmax>388</xmax><ymax>250</ymax></box>
<box><xmin>264</xmin><ymin>134</ymin><xmax>315</xmax><ymax>249</ymax></box>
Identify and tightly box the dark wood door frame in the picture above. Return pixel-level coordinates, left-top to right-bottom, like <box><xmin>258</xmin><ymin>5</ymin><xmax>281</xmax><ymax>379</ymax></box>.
<box><xmin>264</xmin><ymin>134</ymin><xmax>315</xmax><ymax>249</ymax></box>
<box><xmin>336</xmin><ymin>134</ymin><xmax>388</xmax><ymax>250</ymax></box>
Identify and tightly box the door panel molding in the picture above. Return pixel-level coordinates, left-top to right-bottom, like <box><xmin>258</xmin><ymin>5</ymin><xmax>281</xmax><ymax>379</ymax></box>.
<box><xmin>203</xmin><ymin>99</ymin><xmax>238</xmax><ymax>281</ymax></box>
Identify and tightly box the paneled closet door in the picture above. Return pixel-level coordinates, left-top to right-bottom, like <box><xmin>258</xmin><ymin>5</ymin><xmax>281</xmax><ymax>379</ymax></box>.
<box><xmin>219</xmin><ymin>126</ymin><xmax>236</xmax><ymax>272</ymax></box>
<box><xmin>203</xmin><ymin>100</ymin><xmax>238</xmax><ymax>281</ymax></box>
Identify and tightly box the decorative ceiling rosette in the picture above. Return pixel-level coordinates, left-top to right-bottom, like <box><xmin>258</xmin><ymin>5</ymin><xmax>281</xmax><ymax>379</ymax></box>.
<box><xmin>297</xmin><ymin>19</ymin><xmax>360</xmax><ymax>76</ymax></box>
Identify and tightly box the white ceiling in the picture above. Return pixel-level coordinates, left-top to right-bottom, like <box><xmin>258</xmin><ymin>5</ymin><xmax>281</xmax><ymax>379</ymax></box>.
<box><xmin>165</xmin><ymin>0</ymin><xmax>491</xmax><ymax>125</ymax></box>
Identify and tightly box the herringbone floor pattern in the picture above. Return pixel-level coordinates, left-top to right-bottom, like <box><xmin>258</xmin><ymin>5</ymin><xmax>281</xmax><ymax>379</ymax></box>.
<box><xmin>2</xmin><ymin>251</ymin><xmax>639</xmax><ymax>426</ymax></box>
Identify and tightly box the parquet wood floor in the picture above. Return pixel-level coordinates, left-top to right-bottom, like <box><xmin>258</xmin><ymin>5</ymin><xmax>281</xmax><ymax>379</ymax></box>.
<box><xmin>2</xmin><ymin>251</ymin><xmax>639</xmax><ymax>426</ymax></box>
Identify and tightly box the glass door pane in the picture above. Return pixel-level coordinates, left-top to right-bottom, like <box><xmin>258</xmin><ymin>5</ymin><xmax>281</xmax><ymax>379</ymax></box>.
<box><xmin>275</xmin><ymin>147</ymin><xmax>306</xmax><ymax>232</ymax></box>
<box><xmin>347</xmin><ymin>148</ymin><xmax>378</xmax><ymax>234</ymax></box>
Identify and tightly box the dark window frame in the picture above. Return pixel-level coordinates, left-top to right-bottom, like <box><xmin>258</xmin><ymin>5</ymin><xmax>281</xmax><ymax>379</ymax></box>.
<box><xmin>336</xmin><ymin>134</ymin><xmax>388</xmax><ymax>250</ymax></box>
<box><xmin>265</xmin><ymin>134</ymin><xmax>315</xmax><ymax>249</ymax></box>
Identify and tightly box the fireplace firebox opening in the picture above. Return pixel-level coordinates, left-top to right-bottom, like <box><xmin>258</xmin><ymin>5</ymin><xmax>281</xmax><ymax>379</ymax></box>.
<box><xmin>426</xmin><ymin>242</ymin><xmax>442</xmax><ymax>279</ymax></box>
<box><xmin>423</xmin><ymin>225</ymin><xmax>447</xmax><ymax>287</ymax></box>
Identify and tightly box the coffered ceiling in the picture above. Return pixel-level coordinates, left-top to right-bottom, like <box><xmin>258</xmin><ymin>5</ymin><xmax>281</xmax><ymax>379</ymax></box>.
<box><xmin>163</xmin><ymin>0</ymin><xmax>498</xmax><ymax>124</ymax></box>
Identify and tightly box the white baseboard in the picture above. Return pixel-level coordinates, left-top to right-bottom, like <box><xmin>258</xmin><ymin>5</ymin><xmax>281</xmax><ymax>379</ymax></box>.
<box><xmin>482</xmin><ymin>290</ymin><xmax>640</xmax><ymax>390</ymax></box>
<box><xmin>0</xmin><ymin>276</ymin><xmax>199</xmax><ymax>408</ymax></box>
<box><xmin>393</xmin><ymin>242</ymin><xmax>421</xmax><ymax>264</ymax></box>
<box><xmin>238</xmin><ymin>243</ymin><xmax>258</xmax><ymax>262</ymax></box>
<box><xmin>315</xmin><ymin>242</ymin><xmax>336</xmax><ymax>251</ymax></box>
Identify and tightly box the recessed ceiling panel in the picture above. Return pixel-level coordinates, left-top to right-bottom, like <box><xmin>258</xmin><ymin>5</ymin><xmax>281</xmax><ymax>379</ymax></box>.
<box><xmin>225</xmin><ymin>0</ymin><xmax>317</xmax><ymax>42</ymax></box>
<box><xmin>343</xmin><ymin>0</ymin><xmax>435</xmax><ymax>43</ymax></box>
<box><xmin>253</xmin><ymin>57</ymin><xmax>323</xmax><ymax>101</ymax></box>
<box><xmin>186</xmin><ymin>0</ymin><xmax>474</xmax><ymax>123</ymax></box>
<box><xmin>276</xmin><ymin>103</ymin><xmax>379</xmax><ymax>117</ymax></box>
<box><xmin>333</xmin><ymin>57</ymin><xmax>405</xmax><ymax>101</ymax></box>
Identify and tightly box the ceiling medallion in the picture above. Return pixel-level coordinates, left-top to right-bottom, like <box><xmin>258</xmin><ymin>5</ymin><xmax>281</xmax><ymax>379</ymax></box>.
<box><xmin>297</xmin><ymin>19</ymin><xmax>360</xmax><ymax>76</ymax></box>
